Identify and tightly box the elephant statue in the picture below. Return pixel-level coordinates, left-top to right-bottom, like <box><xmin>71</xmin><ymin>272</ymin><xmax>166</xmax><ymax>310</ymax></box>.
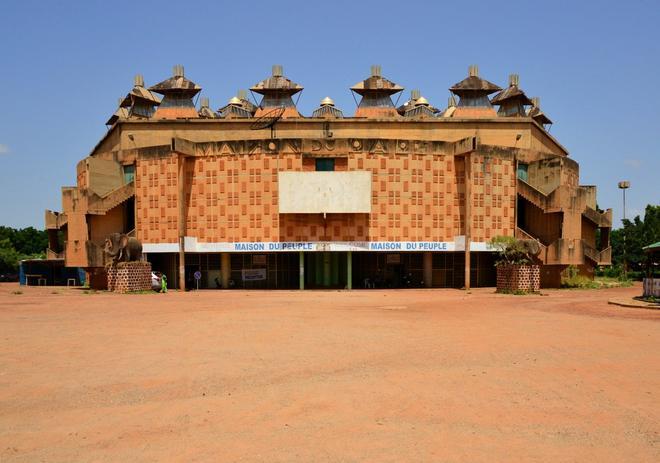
<box><xmin>520</xmin><ymin>239</ymin><xmax>541</xmax><ymax>257</ymax></box>
<box><xmin>104</xmin><ymin>233</ymin><xmax>143</xmax><ymax>266</ymax></box>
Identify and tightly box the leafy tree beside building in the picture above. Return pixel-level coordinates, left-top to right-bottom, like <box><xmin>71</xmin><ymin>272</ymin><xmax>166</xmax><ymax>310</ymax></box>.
<box><xmin>0</xmin><ymin>226</ymin><xmax>48</xmax><ymax>274</ymax></box>
<box><xmin>610</xmin><ymin>204</ymin><xmax>660</xmax><ymax>272</ymax></box>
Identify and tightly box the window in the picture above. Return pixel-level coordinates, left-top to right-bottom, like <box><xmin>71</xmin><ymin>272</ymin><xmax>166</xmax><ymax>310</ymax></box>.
<box><xmin>123</xmin><ymin>164</ymin><xmax>135</xmax><ymax>184</ymax></box>
<box><xmin>315</xmin><ymin>158</ymin><xmax>335</xmax><ymax>171</ymax></box>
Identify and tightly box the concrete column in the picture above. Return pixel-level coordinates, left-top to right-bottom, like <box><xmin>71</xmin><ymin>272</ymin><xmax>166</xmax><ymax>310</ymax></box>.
<box><xmin>464</xmin><ymin>153</ymin><xmax>472</xmax><ymax>290</ymax></box>
<box><xmin>347</xmin><ymin>251</ymin><xmax>352</xmax><ymax>290</ymax></box>
<box><xmin>177</xmin><ymin>154</ymin><xmax>186</xmax><ymax>291</ymax></box>
<box><xmin>423</xmin><ymin>252</ymin><xmax>433</xmax><ymax>288</ymax></box>
<box><xmin>221</xmin><ymin>253</ymin><xmax>230</xmax><ymax>289</ymax></box>
<box><xmin>299</xmin><ymin>251</ymin><xmax>305</xmax><ymax>290</ymax></box>
<box><xmin>323</xmin><ymin>252</ymin><xmax>331</xmax><ymax>287</ymax></box>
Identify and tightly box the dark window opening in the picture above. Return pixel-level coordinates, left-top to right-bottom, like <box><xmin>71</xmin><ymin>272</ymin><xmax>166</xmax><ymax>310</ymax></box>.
<box><xmin>315</xmin><ymin>158</ymin><xmax>335</xmax><ymax>171</ymax></box>
<box><xmin>123</xmin><ymin>164</ymin><xmax>135</xmax><ymax>184</ymax></box>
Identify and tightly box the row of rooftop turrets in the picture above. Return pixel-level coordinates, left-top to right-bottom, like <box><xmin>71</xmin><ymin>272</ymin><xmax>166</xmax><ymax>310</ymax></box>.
<box><xmin>107</xmin><ymin>64</ymin><xmax>552</xmax><ymax>128</ymax></box>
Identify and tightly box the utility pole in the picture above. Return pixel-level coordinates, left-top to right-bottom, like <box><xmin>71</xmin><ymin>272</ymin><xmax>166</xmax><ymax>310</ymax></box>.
<box><xmin>618</xmin><ymin>181</ymin><xmax>630</xmax><ymax>279</ymax></box>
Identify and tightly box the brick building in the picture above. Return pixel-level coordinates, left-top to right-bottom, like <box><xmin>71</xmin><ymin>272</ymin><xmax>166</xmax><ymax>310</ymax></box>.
<box><xmin>45</xmin><ymin>64</ymin><xmax>612</xmax><ymax>290</ymax></box>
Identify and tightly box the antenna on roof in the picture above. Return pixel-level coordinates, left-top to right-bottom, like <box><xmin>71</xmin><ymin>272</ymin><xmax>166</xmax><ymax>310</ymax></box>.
<box><xmin>134</xmin><ymin>74</ymin><xmax>144</xmax><ymax>87</ymax></box>
<box><xmin>250</xmin><ymin>106</ymin><xmax>285</xmax><ymax>139</ymax></box>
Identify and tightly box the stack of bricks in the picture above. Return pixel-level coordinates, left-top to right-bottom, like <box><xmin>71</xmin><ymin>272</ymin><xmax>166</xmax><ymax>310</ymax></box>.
<box><xmin>496</xmin><ymin>264</ymin><xmax>540</xmax><ymax>292</ymax></box>
<box><xmin>107</xmin><ymin>262</ymin><xmax>152</xmax><ymax>293</ymax></box>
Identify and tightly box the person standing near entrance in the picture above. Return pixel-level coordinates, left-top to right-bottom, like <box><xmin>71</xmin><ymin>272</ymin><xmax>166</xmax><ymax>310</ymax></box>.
<box><xmin>161</xmin><ymin>274</ymin><xmax>168</xmax><ymax>293</ymax></box>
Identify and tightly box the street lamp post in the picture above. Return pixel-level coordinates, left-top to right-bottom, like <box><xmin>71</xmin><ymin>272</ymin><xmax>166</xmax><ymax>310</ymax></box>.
<box><xmin>618</xmin><ymin>181</ymin><xmax>630</xmax><ymax>278</ymax></box>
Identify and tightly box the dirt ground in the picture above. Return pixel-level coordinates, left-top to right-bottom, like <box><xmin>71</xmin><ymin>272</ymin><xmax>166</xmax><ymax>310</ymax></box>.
<box><xmin>0</xmin><ymin>283</ymin><xmax>658</xmax><ymax>462</ymax></box>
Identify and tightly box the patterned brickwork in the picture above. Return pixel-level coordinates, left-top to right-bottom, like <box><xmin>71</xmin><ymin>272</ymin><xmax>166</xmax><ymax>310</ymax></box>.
<box><xmin>135</xmin><ymin>150</ymin><xmax>517</xmax><ymax>245</ymax></box>
<box><xmin>496</xmin><ymin>264</ymin><xmax>540</xmax><ymax>292</ymax></box>
<box><xmin>107</xmin><ymin>262</ymin><xmax>152</xmax><ymax>293</ymax></box>
<box><xmin>470</xmin><ymin>154</ymin><xmax>516</xmax><ymax>242</ymax></box>
<box><xmin>135</xmin><ymin>155</ymin><xmax>179</xmax><ymax>244</ymax></box>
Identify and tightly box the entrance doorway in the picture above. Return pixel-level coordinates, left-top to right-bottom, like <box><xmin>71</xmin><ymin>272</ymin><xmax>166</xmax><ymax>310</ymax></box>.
<box><xmin>304</xmin><ymin>252</ymin><xmax>348</xmax><ymax>289</ymax></box>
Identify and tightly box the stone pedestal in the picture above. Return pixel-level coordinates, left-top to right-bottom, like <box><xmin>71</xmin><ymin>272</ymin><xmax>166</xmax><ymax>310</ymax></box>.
<box><xmin>107</xmin><ymin>262</ymin><xmax>152</xmax><ymax>293</ymax></box>
<box><xmin>643</xmin><ymin>278</ymin><xmax>660</xmax><ymax>297</ymax></box>
<box><xmin>496</xmin><ymin>264</ymin><xmax>540</xmax><ymax>293</ymax></box>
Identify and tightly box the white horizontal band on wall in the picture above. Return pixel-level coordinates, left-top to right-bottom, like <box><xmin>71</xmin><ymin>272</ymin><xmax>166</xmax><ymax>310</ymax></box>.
<box><xmin>143</xmin><ymin>238</ymin><xmax>496</xmax><ymax>253</ymax></box>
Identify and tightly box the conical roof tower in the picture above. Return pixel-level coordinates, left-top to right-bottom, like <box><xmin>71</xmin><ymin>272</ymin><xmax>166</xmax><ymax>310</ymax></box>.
<box><xmin>403</xmin><ymin>94</ymin><xmax>438</xmax><ymax>118</ymax></box>
<box><xmin>490</xmin><ymin>74</ymin><xmax>533</xmax><ymax>117</ymax></box>
<box><xmin>218</xmin><ymin>93</ymin><xmax>254</xmax><ymax>119</ymax></box>
<box><xmin>527</xmin><ymin>97</ymin><xmax>553</xmax><ymax>128</ymax></box>
<box><xmin>149</xmin><ymin>65</ymin><xmax>201</xmax><ymax>119</ymax></box>
<box><xmin>105</xmin><ymin>74</ymin><xmax>161</xmax><ymax>125</ymax></box>
<box><xmin>351</xmin><ymin>65</ymin><xmax>403</xmax><ymax>118</ymax></box>
<box><xmin>311</xmin><ymin>97</ymin><xmax>344</xmax><ymax>118</ymax></box>
<box><xmin>448</xmin><ymin>65</ymin><xmax>500</xmax><ymax>118</ymax></box>
<box><xmin>198</xmin><ymin>97</ymin><xmax>216</xmax><ymax>118</ymax></box>
<box><xmin>251</xmin><ymin>65</ymin><xmax>303</xmax><ymax>118</ymax></box>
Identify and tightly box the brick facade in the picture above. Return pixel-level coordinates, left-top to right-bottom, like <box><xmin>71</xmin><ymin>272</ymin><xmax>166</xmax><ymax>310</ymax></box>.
<box><xmin>134</xmin><ymin>151</ymin><xmax>515</xmax><ymax>245</ymax></box>
<box><xmin>107</xmin><ymin>262</ymin><xmax>152</xmax><ymax>293</ymax></box>
<box><xmin>496</xmin><ymin>264</ymin><xmax>541</xmax><ymax>293</ymax></box>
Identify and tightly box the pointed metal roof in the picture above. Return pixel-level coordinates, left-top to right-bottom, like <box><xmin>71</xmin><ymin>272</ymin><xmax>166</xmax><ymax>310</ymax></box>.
<box><xmin>198</xmin><ymin>97</ymin><xmax>216</xmax><ymax>118</ymax></box>
<box><xmin>491</xmin><ymin>74</ymin><xmax>533</xmax><ymax>106</ymax></box>
<box><xmin>312</xmin><ymin>96</ymin><xmax>343</xmax><ymax>118</ymax></box>
<box><xmin>450</xmin><ymin>65</ymin><xmax>501</xmax><ymax>96</ymax></box>
<box><xmin>528</xmin><ymin>106</ymin><xmax>552</xmax><ymax>125</ymax></box>
<box><xmin>250</xmin><ymin>65</ymin><xmax>303</xmax><ymax>95</ymax></box>
<box><xmin>527</xmin><ymin>97</ymin><xmax>553</xmax><ymax>125</ymax></box>
<box><xmin>351</xmin><ymin>65</ymin><xmax>403</xmax><ymax>96</ymax></box>
<box><xmin>119</xmin><ymin>75</ymin><xmax>161</xmax><ymax>107</ymax></box>
<box><xmin>149</xmin><ymin>65</ymin><xmax>201</xmax><ymax>95</ymax></box>
<box><xmin>105</xmin><ymin>107</ymin><xmax>130</xmax><ymax>126</ymax></box>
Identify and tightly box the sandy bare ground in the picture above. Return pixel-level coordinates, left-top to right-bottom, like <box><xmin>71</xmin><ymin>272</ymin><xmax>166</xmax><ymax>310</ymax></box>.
<box><xmin>0</xmin><ymin>283</ymin><xmax>658</xmax><ymax>462</ymax></box>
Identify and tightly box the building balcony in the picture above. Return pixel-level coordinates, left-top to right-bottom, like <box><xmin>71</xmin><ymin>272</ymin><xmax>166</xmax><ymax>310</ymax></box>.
<box><xmin>583</xmin><ymin>242</ymin><xmax>612</xmax><ymax>265</ymax></box>
<box><xmin>46</xmin><ymin>248</ymin><xmax>64</xmax><ymax>260</ymax></box>
<box><xmin>278</xmin><ymin>171</ymin><xmax>372</xmax><ymax>214</ymax></box>
<box><xmin>543</xmin><ymin>239</ymin><xmax>611</xmax><ymax>266</ymax></box>
<box><xmin>45</xmin><ymin>210</ymin><xmax>68</xmax><ymax>230</ymax></box>
<box><xmin>582</xmin><ymin>207</ymin><xmax>612</xmax><ymax>228</ymax></box>
<box><xmin>87</xmin><ymin>182</ymin><xmax>135</xmax><ymax>215</ymax></box>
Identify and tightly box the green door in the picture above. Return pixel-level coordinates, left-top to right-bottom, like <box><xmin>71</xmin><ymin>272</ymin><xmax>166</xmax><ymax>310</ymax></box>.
<box><xmin>305</xmin><ymin>252</ymin><xmax>347</xmax><ymax>288</ymax></box>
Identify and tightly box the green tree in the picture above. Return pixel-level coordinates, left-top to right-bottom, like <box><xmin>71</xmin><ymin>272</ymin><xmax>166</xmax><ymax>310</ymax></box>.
<box><xmin>0</xmin><ymin>227</ymin><xmax>49</xmax><ymax>274</ymax></box>
<box><xmin>0</xmin><ymin>226</ymin><xmax>48</xmax><ymax>256</ymax></box>
<box><xmin>0</xmin><ymin>238</ymin><xmax>21</xmax><ymax>274</ymax></box>
<box><xmin>611</xmin><ymin>204</ymin><xmax>660</xmax><ymax>271</ymax></box>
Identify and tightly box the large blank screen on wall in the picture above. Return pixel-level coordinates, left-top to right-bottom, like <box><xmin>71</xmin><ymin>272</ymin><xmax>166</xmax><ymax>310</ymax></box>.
<box><xmin>278</xmin><ymin>171</ymin><xmax>372</xmax><ymax>214</ymax></box>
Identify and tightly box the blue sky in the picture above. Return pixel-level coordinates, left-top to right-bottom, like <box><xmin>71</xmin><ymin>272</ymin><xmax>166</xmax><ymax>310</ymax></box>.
<box><xmin>0</xmin><ymin>0</ymin><xmax>657</xmax><ymax>228</ymax></box>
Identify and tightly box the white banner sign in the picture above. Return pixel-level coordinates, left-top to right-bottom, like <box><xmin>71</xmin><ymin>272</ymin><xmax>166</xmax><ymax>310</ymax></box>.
<box><xmin>143</xmin><ymin>238</ymin><xmax>496</xmax><ymax>253</ymax></box>
<box><xmin>241</xmin><ymin>268</ymin><xmax>267</xmax><ymax>281</ymax></box>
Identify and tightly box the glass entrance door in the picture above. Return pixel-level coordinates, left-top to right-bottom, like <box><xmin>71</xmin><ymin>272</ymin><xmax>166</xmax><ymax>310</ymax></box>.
<box><xmin>305</xmin><ymin>252</ymin><xmax>347</xmax><ymax>288</ymax></box>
